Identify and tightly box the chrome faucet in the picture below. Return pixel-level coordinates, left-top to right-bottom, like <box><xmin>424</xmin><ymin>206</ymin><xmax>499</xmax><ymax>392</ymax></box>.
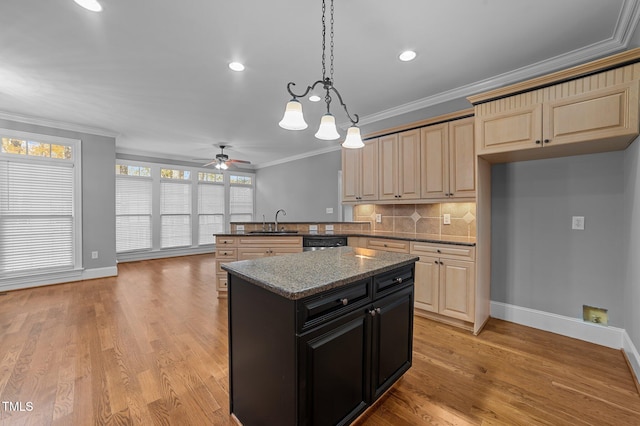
<box><xmin>275</xmin><ymin>209</ymin><xmax>286</xmax><ymax>232</ymax></box>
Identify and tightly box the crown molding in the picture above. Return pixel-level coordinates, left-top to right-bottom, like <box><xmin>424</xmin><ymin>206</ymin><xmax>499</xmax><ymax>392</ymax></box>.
<box><xmin>0</xmin><ymin>110</ymin><xmax>119</xmax><ymax>138</ymax></box>
<box><xmin>254</xmin><ymin>144</ymin><xmax>341</xmax><ymax>169</ymax></box>
<box><xmin>346</xmin><ymin>0</ymin><xmax>640</xmax><ymax>128</ymax></box>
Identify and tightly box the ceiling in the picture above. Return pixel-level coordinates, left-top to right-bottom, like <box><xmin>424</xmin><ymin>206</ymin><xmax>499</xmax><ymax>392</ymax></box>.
<box><xmin>1</xmin><ymin>0</ymin><xmax>639</xmax><ymax>169</ymax></box>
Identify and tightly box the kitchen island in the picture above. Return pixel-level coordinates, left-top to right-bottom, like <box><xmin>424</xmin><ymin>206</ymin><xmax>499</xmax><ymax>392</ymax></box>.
<box><xmin>223</xmin><ymin>247</ymin><xmax>419</xmax><ymax>426</ymax></box>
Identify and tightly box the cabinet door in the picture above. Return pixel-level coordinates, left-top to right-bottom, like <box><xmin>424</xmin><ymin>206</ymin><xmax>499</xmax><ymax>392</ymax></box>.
<box><xmin>420</xmin><ymin>123</ymin><xmax>449</xmax><ymax>199</ymax></box>
<box><xmin>370</xmin><ymin>286</ymin><xmax>413</xmax><ymax>401</ymax></box>
<box><xmin>449</xmin><ymin>117</ymin><xmax>476</xmax><ymax>198</ymax></box>
<box><xmin>544</xmin><ymin>81</ymin><xmax>639</xmax><ymax>147</ymax></box>
<box><xmin>414</xmin><ymin>256</ymin><xmax>439</xmax><ymax>313</ymax></box>
<box><xmin>378</xmin><ymin>134</ymin><xmax>398</xmax><ymax>200</ymax></box>
<box><xmin>360</xmin><ymin>138</ymin><xmax>379</xmax><ymax>201</ymax></box>
<box><xmin>342</xmin><ymin>147</ymin><xmax>360</xmax><ymax>202</ymax></box>
<box><xmin>439</xmin><ymin>259</ymin><xmax>475</xmax><ymax>322</ymax></box>
<box><xmin>397</xmin><ymin>129</ymin><xmax>421</xmax><ymax>199</ymax></box>
<box><xmin>298</xmin><ymin>310</ymin><xmax>369</xmax><ymax>426</ymax></box>
<box><xmin>476</xmin><ymin>103</ymin><xmax>543</xmax><ymax>155</ymax></box>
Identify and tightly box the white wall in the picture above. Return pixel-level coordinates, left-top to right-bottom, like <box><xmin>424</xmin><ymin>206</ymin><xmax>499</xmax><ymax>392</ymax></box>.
<box><xmin>491</xmin><ymin>151</ymin><xmax>626</xmax><ymax>326</ymax></box>
<box><xmin>623</xmin><ymin>137</ymin><xmax>640</xmax><ymax>377</ymax></box>
<box><xmin>256</xmin><ymin>150</ymin><xmax>341</xmax><ymax>222</ymax></box>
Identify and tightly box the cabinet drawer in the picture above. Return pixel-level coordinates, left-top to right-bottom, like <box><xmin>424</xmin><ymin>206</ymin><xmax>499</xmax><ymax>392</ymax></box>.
<box><xmin>217</xmin><ymin>260</ymin><xmax>236</xmax><ymax>274</ymax></box>
<box><xmin>297</xmin><ymin>279</ymin><xmax>372</xmax><ymax>332</ymax></box>
<box><xmin>367</xmin><ymin>238</ymin><xmax>410</xmax><ymax>253</ymax></box>
<box><xmin>237</xmin><ymin>236</ymin><xmax>303</xmax><ymax>247</ymax></box>
<box><xmin>373</xmin><ymin>265</ymin><xmax>414</xmax><ymax>296</ymax></box>
<box><xmin>216</xmin><ymin>274</ymin><xmax>228</xmax><ymax>290</ymax></box>
<box><xmin>410</xmin><ymin>242</ymin><xmax>475</xmax><ymax>261</ymax></box>
<box><xmin>217</xmin><ymin>237</ymin><xmax>237</xmax><ymax>246</ymax></box>
<box><xmin>216</xmin><ymin>248</ymin><xmax>237</xmax><ymax>259</ymax></box>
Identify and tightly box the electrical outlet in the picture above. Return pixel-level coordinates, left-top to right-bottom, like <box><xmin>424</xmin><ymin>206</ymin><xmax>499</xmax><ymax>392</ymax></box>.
<box><xmin>308</xmin><ymin>224</ymin><xmax>318</xmax><ymax>232</ymax></box>
<box><xmin>91</xmin><ymin>251</ymin><xmax>98</xmax><ymax>259</ymax></box>
<box><xmin>325</xmin><ymin>225</ymin><xmax>334</xmax><ymax>231</ymax></box>
<box><xmin>572</xmin><ymin>216</ymin><xmax>585</xmax><ymax>230</ymax></box>
<box><xmin>443</xmin><ymin>214</ymin><xmax>451</xmax><ymax>225</ymax></box>
<box><xmin>236</xmin><ymin>225</ymin><xmax>245</xmax><ymax>232</ymax></box>
<box><xmin>376</xmin><ymin>214</ymin><xmax>382</xmax><ymax>223</ymax></box>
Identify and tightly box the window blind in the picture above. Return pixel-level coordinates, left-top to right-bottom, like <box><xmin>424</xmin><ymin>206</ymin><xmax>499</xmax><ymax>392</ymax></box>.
<box><xmin>229</xmin><ymin>186</ymin><xmax>253</xmax><ymax>223</ymax></box>
<box><xmin>161</xmin><ymin>180</ymin><xmax>191</xmax><ymax>248</ymax></box>
<box><xmin>0</xmin><ymin>160</ymin><xmax>74</xmax><ymax>274</ymax></box>
<box><xmin>198</xmin><ymin>183</ymin><xmax>224</xmax><ymax>245</ymax></box>
<box><xmin>116</xmin><ymin>176</ymin><xmax>152</xmax><ymax>252</ymax></box>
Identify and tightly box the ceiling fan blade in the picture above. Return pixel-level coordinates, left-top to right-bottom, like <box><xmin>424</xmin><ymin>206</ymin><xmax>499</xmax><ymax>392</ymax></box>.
<box><xmin>202</xmin><ymin>160</ymin><xmax>217</xmax><ymax>167</ymax></box>
<box><xmin>228</xmin><ymin>159</ymin><xmax>251</xmax><ymax>164</ymax></box>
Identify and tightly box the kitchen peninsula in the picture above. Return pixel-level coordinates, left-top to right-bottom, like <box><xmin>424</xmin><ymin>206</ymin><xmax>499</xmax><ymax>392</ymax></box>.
<box><xmin>223</xmin><ymin>247</ymin><xmax>419</xmax><ymax>426</ymax></box>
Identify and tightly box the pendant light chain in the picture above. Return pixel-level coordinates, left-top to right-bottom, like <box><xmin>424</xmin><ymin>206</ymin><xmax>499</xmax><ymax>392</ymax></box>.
<box><xmin>330</xmin><ymin>0</ymin><xmax>334</xmax><ymax>83</ymax></box>
<box><xmin>321</xmin><ymin>0</ymin><xmax>326</xmax><ymax>81</ymax></box>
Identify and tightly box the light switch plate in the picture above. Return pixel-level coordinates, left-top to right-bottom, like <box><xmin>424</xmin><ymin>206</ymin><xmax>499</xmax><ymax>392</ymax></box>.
<box><xmin>326</xmin><ymin>207</ymin><xmax>333</xmax><ymax>214</ymax></box>
<box><xmin>325</xmin><ymin>224</ymin><xmax>334</xmax><ymax>231</ymax></box>
<box><xmin>572</xmin><ymin>216</ymin><xmax>585</xmax><ymax>230</ymax></box>
<box><xmin>443</xmin><ymin>214</ymin><xmax>451</xmax><ymax>225</ymax></box>
<box><xmin>236</xmin><ymin>225</ymin><xmax>245</xmax><ymax>232</ymax></box>
<box><xmin>376</xmin><ymin>214</ymin><xmax>382</xmax><ymax>223</ymax></box>
<box><xmin>309</xmin><ymin>224</ymin><xmax>318</xmax><ymax>232</ymax></box>
<box><xmin>91</xmin><ymin>251</ymin><xmax>98</xmax><ymax>259</ymax></box>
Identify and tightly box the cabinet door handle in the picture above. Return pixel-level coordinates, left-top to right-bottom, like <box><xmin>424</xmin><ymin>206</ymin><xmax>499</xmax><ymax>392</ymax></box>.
<box><xmin>437</xmin><ymin>249</ymin><xmax>441</xmax><ymax>253</ymax></box>
<box><xmin>340</xmin><ymin>298</ymin><xmax>348</xmax><ymax>306</ymax></box>
<box><xmin>544</xmin><ymin>139</ymin><xmax>550</xmax><ymax>144</ymax></box>
<box><xmin>369</xmin><ymin>307</ymin><xmax>382</xmax><ymax>317</ymax></box>
<box><xmin>439</xmin><ymin>261</ymin><xmax>444</xmax><ymax>265</ymax></box>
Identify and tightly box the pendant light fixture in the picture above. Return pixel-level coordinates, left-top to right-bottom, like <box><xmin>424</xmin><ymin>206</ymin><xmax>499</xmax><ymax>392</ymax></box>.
<box><xmin>278</xmin><ymin>0</ymin><xmax>364</xmax><ymax>149</ymax></box>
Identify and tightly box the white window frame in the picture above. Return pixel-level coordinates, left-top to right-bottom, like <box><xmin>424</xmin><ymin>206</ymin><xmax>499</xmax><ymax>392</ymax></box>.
<box><xmin>0</xmin><ymin>128</ymin><xmax>82</xmax><ymax>281</ymax></box>
<box><xmin>115</xmin><ymin>159</ymin><xmax>255</xmax><ymax>261</ymax></box>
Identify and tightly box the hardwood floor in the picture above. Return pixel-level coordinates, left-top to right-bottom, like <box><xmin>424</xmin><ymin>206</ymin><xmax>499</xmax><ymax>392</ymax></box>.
<box><xmin>0</xmin><ymin>254</ymin><xmax>638</xmax><ymax>425</ymax></box>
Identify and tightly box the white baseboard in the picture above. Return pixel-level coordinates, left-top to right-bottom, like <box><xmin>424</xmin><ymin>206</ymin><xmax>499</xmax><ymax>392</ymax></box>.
<box><xmin>117</xmin><ymin>247</ymin><xmax>215</xmax><ymax>263</ymax></box>
<box><xmin>0</xmin><ymin>265</ymin><xmax>118</xmax><ymax>292</ymax></box>
<box><xmin>623</xmin><ymin>331</ymin><xmax>640</xmax><ymax>384</ymax></box>
<box><xmin>490</xmin><ymin>301</ymin><xmax>625</xmax><ymax>349</ymax></box>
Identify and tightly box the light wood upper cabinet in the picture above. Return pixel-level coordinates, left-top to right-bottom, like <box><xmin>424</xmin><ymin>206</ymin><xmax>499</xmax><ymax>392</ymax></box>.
<box><xmin>421</xmin><ymin>117</ymin><xmax>475</xmax><ymax>199</ymax></box>
<box><xmin>342</xmin><ymin>138</ymin><xmax>378</xmax><ymax>202</ymax></box>
<box><xmin>476</xmin><ymin>80</ymin><xmax>640</xmax><ymax>159</ymax></box>
<box><xmin>379</xmin><ymin>130</ymin><xmax>421</xmax><ymax>200</ymax></box>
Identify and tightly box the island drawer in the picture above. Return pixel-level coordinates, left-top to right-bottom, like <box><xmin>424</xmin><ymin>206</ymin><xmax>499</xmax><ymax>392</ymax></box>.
<box><xmin>373</xmin><ymin>264</ymin><xmax>414</xmax><ymax>297</ymax></box>
<box><xmin>297</xmin><ymin>278</ymin><xmax>372</xmax><ymax>332</ymax></box>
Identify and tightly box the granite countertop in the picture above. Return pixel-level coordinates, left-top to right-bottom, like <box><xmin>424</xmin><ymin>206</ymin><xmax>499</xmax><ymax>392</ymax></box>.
<box><xmin>216</xmin><ymin>231</ymin><xmax>476</xmax><ymax>246</ymax></box>
<box><xmin>221</xmin><ymin>247</ymin><xmax>419</xmax><ymax>300</ymax></box>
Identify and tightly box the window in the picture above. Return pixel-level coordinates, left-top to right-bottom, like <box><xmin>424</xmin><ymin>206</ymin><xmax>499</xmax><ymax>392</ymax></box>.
<box><xmin>116</xmin><ymin>164</ymin><xmax>152</xmax><ymax>252</ymax></box>
<box><xmin>198</xmin><ymin>172</ymin><xmax>224</xmax><ymax>245</ymax></box>
<box><xmin>114</xmin><ymin>162</ymin><xmax>254</xmax><ymax>256</ymax></box>
<box><xmin>229</xmin><ymin>174</ymin><xmax>254</xmax><ymax>223</ymax></box>
<box><xmin>161</xmin><ymin>169</ymin><xmax>192</xmax><ymax>248</ymax></box>
<box><xmin>0</xmin><ymin>131</ymin><xmax>80</xmax><ymax>276</ymax></box>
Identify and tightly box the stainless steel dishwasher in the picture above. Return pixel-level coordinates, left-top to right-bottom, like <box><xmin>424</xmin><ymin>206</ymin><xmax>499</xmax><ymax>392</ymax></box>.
<box><xmin>302</xmin><ymin>235</ymin><xmax>348</xmax><ymax>251</ymax></box>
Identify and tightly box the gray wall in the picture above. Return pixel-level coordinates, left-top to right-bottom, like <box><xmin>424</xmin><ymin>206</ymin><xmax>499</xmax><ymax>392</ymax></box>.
<box><xmin>256</xmin><ymin>150</ymin><xmax>341</xmax><ymax>222</ymax></box>
<box><xmin>624</xmin><ymin>138</ymin><xmax>640</xmax><ymax>358</ymax></box>
<box><xmin>0</xmin><ymin>119</ymin><xmax>117</xmax><ymax>271</ymax></box>
<box><xmin>491</xmin><ymin>151</ymin><xmax>626</xmax><ymax>326</ymax></box>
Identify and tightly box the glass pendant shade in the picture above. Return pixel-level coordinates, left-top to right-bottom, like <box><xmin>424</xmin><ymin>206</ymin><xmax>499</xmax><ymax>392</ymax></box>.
<box><xmin>342</xmin><ymin>126</ymin><xmax>364</xmax><ymax>149</ymax></box>
<box><xmin>314</xmin><ymin>114</ymin><xmax>341</xmax><ymax>140</ymax></box>
<box><xmin>278</xmin><ymin>100</ymin><xmax>308</xmax><ymax>130</ymax></box>
<box><xmin>215</xmin><ymin>161</ymin><xmax>229</xmax><ymax>170</ymax></box>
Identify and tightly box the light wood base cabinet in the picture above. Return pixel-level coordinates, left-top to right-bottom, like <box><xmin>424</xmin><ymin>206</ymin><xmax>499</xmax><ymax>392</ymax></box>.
<box><xmin>215</xmin><ymin>235</ymin><xmax>302</xmax><ymax>298</ymax></box>
<box><xmin>411</xmin><ymin>242</ymin><xmax>476</xmax><ymax>326</ymax></box>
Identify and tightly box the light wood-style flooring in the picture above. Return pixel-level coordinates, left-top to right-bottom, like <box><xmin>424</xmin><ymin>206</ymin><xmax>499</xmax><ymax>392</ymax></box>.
<box><xmin>0</xmin><ymin>254</ymin><xmax>638</xmax><ymax>425</ymax></box>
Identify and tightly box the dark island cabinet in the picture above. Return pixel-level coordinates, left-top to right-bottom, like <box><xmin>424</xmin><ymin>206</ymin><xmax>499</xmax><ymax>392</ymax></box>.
<box><xmin>228</xmin><ymin>264</ymin><xmax>415</xmax><ymax>426</ymax></box>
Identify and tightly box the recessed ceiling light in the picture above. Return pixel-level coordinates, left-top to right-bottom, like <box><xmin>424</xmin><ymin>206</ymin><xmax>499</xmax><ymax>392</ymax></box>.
<box><xmin>399</xmin><ymin>50</ymin><xmax>417</xmax><ymax>62</ymax></box>
<box><xmin>229</xmin><ymin>62</ymin><xmax>245</xmax><ymax>72</ymax></box>
<box><xmin>73</xmin><ymin>0</ymin><xmax>103</xmax><ymax>12</ymax></box>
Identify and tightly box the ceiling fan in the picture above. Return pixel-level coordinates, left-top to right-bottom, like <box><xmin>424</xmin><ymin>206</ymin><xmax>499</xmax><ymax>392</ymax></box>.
<box><xmin>199</xmin><ymin>145</ymin><xmax>251</xmax><ymax>170</ymax></box>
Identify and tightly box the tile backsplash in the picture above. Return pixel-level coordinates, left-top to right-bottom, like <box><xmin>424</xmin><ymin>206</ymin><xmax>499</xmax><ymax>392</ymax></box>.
<box><xmin>353</xmin><ymin>203</ymin><xmax>476</xmax><ymax>238</ymax></box>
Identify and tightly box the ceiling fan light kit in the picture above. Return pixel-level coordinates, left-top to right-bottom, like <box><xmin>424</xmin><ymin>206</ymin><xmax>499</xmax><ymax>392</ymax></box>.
<box><xmin>278</xmin><ymin>0</ymin><xmax>364</xmax><ymax>149</ymax></box>
<box><xmin>201</xmin><ymin>145</ymin><xmax>250</xmax><ymax>170</ymax></box>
